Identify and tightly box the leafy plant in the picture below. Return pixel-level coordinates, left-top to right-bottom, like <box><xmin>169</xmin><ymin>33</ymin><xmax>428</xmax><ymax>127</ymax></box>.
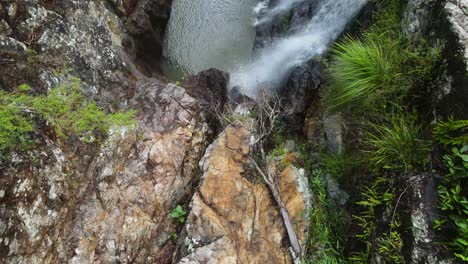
<box><xmin>434</xmin><ymin>118</ymin><xmax>468</xmax><ymax>145</ymax></box>
<box><xmin>303</xmin><ymin>169</ymin><xmax>350</xmax><ymax>263</ymax></box>
<box><xmin>282</xmin><ymin>12</ymin><xmax>292</xmax><ymax>31</ymax></box>
<box><xmin>170</xmin><ymin>205</ymin><xmax>187</xmax><ymax>223</ymax></box>
<box><xmin>364</xmin><ymin>108</ymin><xmax>431</xmax><ymax>171</ymax></box>
<box><xmin>436</xmin><ymin>145</ymin><xmax>468</xmax><ymax>261</ymax></box>
<box><xmin>377</xmin><ymin>220</ymin><xmax>404</xmax><ymax>263</ymax></box>
<box><xmin>350</xmin><ymin>177</ymin><xmax>395</xmax><ymax>262</ymax></box>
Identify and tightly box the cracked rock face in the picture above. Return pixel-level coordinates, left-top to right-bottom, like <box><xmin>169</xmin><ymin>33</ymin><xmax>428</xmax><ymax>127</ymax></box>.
<box><xmin>177</xmin><ymin>122</ymin><xmax>310</xmax><ymax>264</ymax></box>
<box><xmin>0</xmin><ymin>81</ymin><xmax>212</xmax><ymax>263</ymax></box>
<box><xmin>0</xmin><ymin>0</ymin><xmax>172</xmax><ymax>103</ymax></box>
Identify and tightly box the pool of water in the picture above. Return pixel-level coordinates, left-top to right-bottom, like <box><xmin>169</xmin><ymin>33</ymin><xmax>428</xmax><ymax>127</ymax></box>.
<box><xmin>161</xmin><ymin>0</ymin><xmax>258</xmax><ymax>80</ymax></box>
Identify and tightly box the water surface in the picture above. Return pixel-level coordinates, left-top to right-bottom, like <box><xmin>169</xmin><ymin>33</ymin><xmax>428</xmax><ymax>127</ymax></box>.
<box><xmin>162</xmin><ymin>0</ymin><xmax>258</xmax><ymax>80</ymax></box>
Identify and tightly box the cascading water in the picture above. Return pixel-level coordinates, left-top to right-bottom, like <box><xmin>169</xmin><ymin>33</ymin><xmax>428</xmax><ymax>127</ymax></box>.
<box><xmin>229</xmin><ymin>0</ymin><xmax>367</xmax><ymax>98</ymax></box>
<box><xmin>254</xmin><ymin>0</ymin><xmax>305</xmax><ymax>26</ymax></box>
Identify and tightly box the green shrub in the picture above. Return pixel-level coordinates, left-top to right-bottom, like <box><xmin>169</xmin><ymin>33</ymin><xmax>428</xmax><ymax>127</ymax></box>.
<box><xmin>434</xmin><ymin>118</ymin><xmax>468</xmax><ymax>145</ymax></box>
<box><xmin>0</xmin><ymin>90</ymin><xmax>36</xmax><ymax>156</ymax></box>
<box><xmin>364</xmin><ymin>108</ymin><xmax>431</xmax><ymax>171</ymax></box>
<box><xmin>320</xmin><ymin>150</ymin><xmax>366</xmax><ymax>180</ymax></box>
<box><xmin>0</xmin><ymin>78</ymin><xmax>136</xmax><ymax>159</ymax></box>
<box><xmin>437</xmin><ymin>145</ymin><xmax>468</xmax><ymax>261</ymax></box>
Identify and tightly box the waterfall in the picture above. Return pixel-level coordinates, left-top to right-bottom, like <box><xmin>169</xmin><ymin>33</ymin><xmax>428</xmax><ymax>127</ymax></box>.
<box><xmin>229</xmin><ymin>0</ymin><xmax>367</xmax><ymax>98</ymax></box>
<box><xmin>254</xmin><ymin>0</ymin><xmax>306</xmax><ymax>26</ymax></box>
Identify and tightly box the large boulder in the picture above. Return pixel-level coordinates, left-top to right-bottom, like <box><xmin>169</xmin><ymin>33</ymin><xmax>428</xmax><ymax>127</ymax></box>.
<box><xmin>175</xmin><ymin>117</ymin><xmax>311</xmax><ymax>263</ymax></box>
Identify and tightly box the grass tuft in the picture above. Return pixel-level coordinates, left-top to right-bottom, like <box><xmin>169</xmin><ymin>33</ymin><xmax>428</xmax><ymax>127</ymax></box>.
<box><xmin>326</xmin><ymin>37</ymin><xmax>406</xmax><ymax>110</ymax></box>
<box><xmin>364</xmin><ymin>108</ymin><xmax>431</xmax><ymax>171</ymax></box>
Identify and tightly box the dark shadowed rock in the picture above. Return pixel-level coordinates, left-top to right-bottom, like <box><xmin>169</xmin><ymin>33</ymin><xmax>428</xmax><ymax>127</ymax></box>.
<box><xmin>181</xmin><ymin>68</ymin><xmax>228</xmax><ymax>109</ymax></box>
<box><xmin>403</xmin><ymin>0</ymin><xmax>468</xmax><ymax>120</ymax></box>
<box><xmin>407</xmin><ymin>174</ymin><xmax>453</xmax><ymax>263</ymax></box>
<box><xmin>280</xmin><ymin>60</ymin><xmax>323</xmax><ymax>114</ymax></box>
<box><xmin>290</xmin><ymin>0</ymin><xmax>319</xmax><ymax>31</ymax></box>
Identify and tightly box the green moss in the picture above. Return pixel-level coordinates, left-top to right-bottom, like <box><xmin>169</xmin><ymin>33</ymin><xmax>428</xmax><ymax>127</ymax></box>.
<box><xmin>0</xmin><ymin>78</ymin><xmax>136</xmax><ymax>159</ymax></box>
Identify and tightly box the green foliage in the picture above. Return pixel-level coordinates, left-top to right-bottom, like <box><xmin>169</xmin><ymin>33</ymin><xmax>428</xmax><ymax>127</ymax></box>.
<box><xmin>364</xmin><ymin>108</ymin><xmax>431</xmax><ymax>171</ymax></box>
<box><xmin>434</xmin><ymin>118</ymin><xmax>468</xmax><ymax>145</ymax></box>
<box><xmin>171</xmin><ymin>232</ymin><xmax>179</xmax><ymax>242</ymax></box>
<box><xmin>170</xmin><ymin>205</ymin><xmax>187</xmax><ymax>223</ymax></box>
<box><xmin>377</xmin><ymin>220</ymin><xmax>404</xmax><ymax>263</ymax></box>
<box><xmin>350</xmin><ymin>177</ymin><xmax>395</xmax><ymax>262</ymax></box>
<box><xmin>26</xmin><ymin>48</ymin><xmax>38</xmax><ymax>64</ymax></box>
<box><xmin>320</xmin><ymin>150</ymin><xmax>365</xmax><ymax>179</ymax></box>
<box><xmin>303</xmin><ymin>169</ymin><xmax>350</xmax><ymax>264</ymax></box>
<box><xmin>0</xmin><ymin>78</ymin><xmax>136</xmax><ymax>159</ymax></box>
<box><xmin>326</xmin><ymin>0</ymin><xmax>439</xmax><ymax>112</ymax></box>
<box><xmin>282</xmin><ymin>12</ymin><xmax>292</xmax><ymax>31</ymax></box>
<box><xmin>437</xmin><ymin>145</ymin><xmax>468</xmax><ymax>261</ymax></box>
<box><xmin>326</xmin><ymin>36</ymin><xmax>406</xmax><ymax>110</ymax></box>
<box><xmin>0</xmin><ymin>90</ymin><xmax>36</xmax><ymax>157</ymax></box>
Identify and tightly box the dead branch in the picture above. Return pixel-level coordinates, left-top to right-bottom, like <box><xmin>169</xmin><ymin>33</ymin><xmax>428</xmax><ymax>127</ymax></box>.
<box><xmin>217</xmin><ymin>87</ymin><xmax>301</xmax><ymax>261</ymax></box>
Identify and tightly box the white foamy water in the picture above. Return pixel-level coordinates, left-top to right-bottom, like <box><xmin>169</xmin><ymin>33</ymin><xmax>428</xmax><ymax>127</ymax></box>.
<box><xmin>254</xmin><ymin>0</ymin><xmax>306</xmax><ymax>26</ymax></box>
<box><xmin>230</xmin><ymin>0</ymin><xmax>367</xmax><ymax>98</ymax></box>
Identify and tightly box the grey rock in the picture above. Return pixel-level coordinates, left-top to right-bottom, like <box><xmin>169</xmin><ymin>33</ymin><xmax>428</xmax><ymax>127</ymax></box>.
<box><xmin>0</xmin><ymin>20</ymin><xmax>12</xmax><ymax>36</ymax></box>
<box><xmin>0</xmin><ymin>35</ymin><xmax>27</xmax><ymax>56</ymax></box>
<box><xmin>408</xmin><ymin>174</ymin><xmax>453</xmax><ymax>264</ymax></box>
<box><xmin>401</xmin><ymin>0</ymin><xmax>438</xmax><ymax>39</ymax></box>
<box><xmin>445</xmin><ymin>0</ymin><xmax>468</xmax><ymax>72</ymax></box>
<box><xmin>325</xmin><ymin>174</ymin><xmax>349</xmax><ymax>206</ymax></box>
<box><xmin>323</xmin><ymin>114</ymin><xmax>344</xmax><ymax>153</ymax></box>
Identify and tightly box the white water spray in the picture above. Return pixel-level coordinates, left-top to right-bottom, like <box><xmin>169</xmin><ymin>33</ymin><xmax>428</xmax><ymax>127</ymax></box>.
<box><xmin>230</xmin><ymin>0</ymin><xmax>367</xmax><ymax>98</ymax></box>
<box><xmin>254</xmin><ymin>0</ymin><xmax>306</xmax><ymax>26</ymax></box>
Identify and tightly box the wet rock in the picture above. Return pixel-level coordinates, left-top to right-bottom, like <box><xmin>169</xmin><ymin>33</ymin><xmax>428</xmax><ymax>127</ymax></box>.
<box><xmin>290</xmin><ymin>0</ymin><xmax>319</xmax><ymax>31</ymax></box>
<box><xmin>177</xmin><ymin>119</ymin><xmax>310</xmax><ymax>263</ymax></box>
<box><xmin>253</xmin><ymin>0</ymin><xmax>282</xmax><ymax>51</ymax></box>
<box><xmin>280</xmin><ymin>60</ymin><xmax>323</xmax><ymax>114</ymax></box>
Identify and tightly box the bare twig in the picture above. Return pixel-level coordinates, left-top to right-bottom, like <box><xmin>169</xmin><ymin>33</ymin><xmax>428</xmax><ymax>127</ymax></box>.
<box><xmin>217</xmin><ymin>87</ymin><xmax>301</xmax><ymax>261</ymax></box>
